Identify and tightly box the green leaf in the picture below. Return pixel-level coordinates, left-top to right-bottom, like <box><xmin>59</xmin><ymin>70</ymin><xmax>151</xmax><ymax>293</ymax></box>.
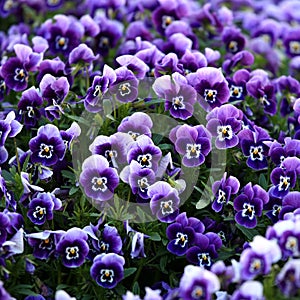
<box><xmin>259</xmin><ymin>173</ymin><xmax>268</xmax><ymax>190</ymax></box>
<box><xmin>149</xmin><ymin>232</ymin><xmax>161</xmax><ymax>241</ymax></box>
<box><xmin>236</xmin><ymin>224</ymin><xmax>260</xmax><ymax>241</ymax></box>
<box><xmin>123</xmin><ymin>267</ymin><xmax>137</xmax><ymax>279</ymax></box>
<box><xmin>69</xmin><ymin>186</ymin><xmax>79</xmax><ymax>195</ymax></box>
<box><xmin>132</xmin><ymin>281</ymin><xmax>140</xmax><ymax>295</ymax></box>
<box><xmin>64</xmin><ymin>114</ymin><xmax>91</xmax><ymax>126</ymax></box>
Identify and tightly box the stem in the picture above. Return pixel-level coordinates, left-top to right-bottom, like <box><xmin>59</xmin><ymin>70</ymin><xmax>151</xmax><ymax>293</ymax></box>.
<box><xmin>14</xmin><ymin>138</ymin><xmax>21</xmax><ymax>173</ymax></box>
<box><xmin>131</xmin><ymin>258</ymin><xmax>145</xmax><ymax>290</ymax></box>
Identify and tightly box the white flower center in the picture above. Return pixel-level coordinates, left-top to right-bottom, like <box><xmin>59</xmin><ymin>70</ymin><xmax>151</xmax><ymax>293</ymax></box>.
<box><xmin>204</xmin><ymin>89</ymin><xmax>217</xmax><ymax>103</ymax></box>
<box><xmin>217</xmin><ymin>125</ymin><xmax>233</xmax><ymax>141</ymax></box>
<box><xmin>290</xmin><ymin>41</ymin><xmax>300</xmax><ymax>54</ymax></box>
<box><xmin>160</xmin><ymin>200</ymin><xmax>174</xmax><ymax>215</ymax></box>
<box><xmin>230</xmin><ymin>85</ymin><xmax>243</xmax><ymax>98</ymax></box>
<box><xmin>137</xmin><ymin>177</ymin><xmax>150</xmax><ymax>193</ymax></box>
<box><xmin>242</xmin><ymin>203</ymin><xmax>255</xmax><ymax>220</ymax></box>
<box><xmin>197</xmin><ymin>252</ymin><xmax>211</xmax><ymax>268</ymax></box>
<box><xmin>278</xmin><ymin>176</ymin><xmax>290</xmax><ymax>191</ymax></box>
<box><xmin>285</xmin><ymin>236</ymin><xmax>299</xmax><ymax>255</ymax></box>
<box><xmin>191</xmin><ymin>285</ymin><xmax>205</xmax><ymax>299</ymax></box>
<box><xmin>186</xmin><ymin>143</ymin><xmax>201</xmax><ymax>159</ymax></box>
<box><xmin>172</xmin><ymin>96</ymin><xmax>185</xmax><ymax>110</ymax></box>
<box><xmin>216</xmin><ymin>189</ymin><xmax>226</xmax><ymax>204</ymax></box>
<box><xmin>14</xmin><ymin>68</ymin><xmax>27</xmax><ymax>82</ymax></box>
<box><xmin>65</xmin><ymin>246</ymin><xmax>79</xmax><ymax>260</ymax></box>
<box><xmin>91</xmin><ymin>177</ymin><xmax>108</xmax><ymax>192</ymax></box>
<box><xmin>100</xmin><ymin>269</ymin><xmax>114</xmax><ymax>283</ymax></box>
<box><xmin>55</xmin><ymin>36</ymin><xmax>68</xmax><ymax>50</ymax></box>
<box><xmin>39</xmin><ymin>143</ymin><xmax>54</xmax><ymax>159</ymax></box>
<box><xmin>162</xmin><ymin>15</ymin><xmax>174</xmax><ymax>29</ymax></box>
<box><xmin>33</xmin><ymin>206</ymin><xmax>46</xmax><ymax>220</ymax></box>
<box><xmin>249</xmin><ymin>258</ymin><xmax>263</xmax><ymax>273</ymax></box>
<box><xmin>119</xmin><ymin>82</ymin><xmax>131</xmax><ymax>96</ymax></box>
<box><xmin>137</xmin><ymin>154</ymin><xmax>152</xmax><ymax>168</ymax></box>
<box><xmin>250</xmin><ymin>145</ymin><xmax>264</xmax><ymax>161</ymax></box>
<box><xmin>175</xmin><ymin>232</ymin><xmax>188</xmax><ymax>248</ymax></box>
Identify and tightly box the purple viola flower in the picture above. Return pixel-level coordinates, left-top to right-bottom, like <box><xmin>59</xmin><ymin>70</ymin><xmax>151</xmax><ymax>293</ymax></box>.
<box><xmin>231</xmin><ymin>281</ymin><xmax>264</xmax><ymax>300</ymax></box>
<box><xmin>0</xmin><ymin>212</ymin><xmax>9</xmax><ymax>246</ymax></box>
<box><xmin>166</xmin><ymin>212</ymin><xmax>205</xmax><ymax>256</ymax></box>
<box><xmin>206</xmin><ymin>104</ymin><xmax>243</xmax><ymax>149</ymax></box>
<box><xmin>55</xmin><ymin>290</ymin><xmax>76</xmax><ymax>300</ymax></box>
<box><xmin>187</xmin><ymin>67</ymin><xmax>230</xmax><ymax>111</ymax></box>
<box><xmin>84</xmin><ymin>65</ymin><xmax>116</xmax><ymax>113</ymax></box>
<box><xmin>186</xmin><ymin>232</ymin><xmax>222</xmax><ymax>269</ymax></box>
<box><xmin>68</xmin><ymin>43</ymin><xmax>98</xmax><ymax>65</ymax></box>
<box><xmin>170</xmin><ymin>124</ymin><xmax>211</xmax><ymax>167</ymax></box>
<box><xmin>20</xmin><ymin>172</ymin><xmax>44</xmax><ymax>206</ymax></box>
<box><xmin>222</xmin><ymin>50</ymin><xmax>254</xmax><ymax>75</ymax></box>
<box><xmin>234</xmin><ymin>183</ymin><xmax>269</xmax><ymax>228</ymax></box>
<box><xmin>56</xmin><ymin>227</ymin><xmax>89</xmax><ymax>268</ymax></box>
<box><xmin>179</xmin><ymin>49</ymin><xmax>207</xmax><ymax>74</ymax></box>
<box><xmin>238</xmin><ymin>125</ymin><xmax>271</xmax><ymax>170</ymax></box>
<box><xmin>154</xmin><ymin>53</ymin><xmax>184</xmax><ymax>77</ymax></box>
<box><xmin>60</xmin><ymin>122</ymin><xmax>81</xmax><ymax>154</ymax></box>
<box><xmin>211</xmin><ymin>172</ymin><xmax>240</xmax><ymax>213</ymax></box>
<box><xmin>79</xmin><ymin>154</ymin><xmax>119</xmax><ymax>201</ymax></box>
<box><xmin>222</xmin><ymin>26</ymin><xmax>246</xmax><ymax>54</ymax></box>
<box><xmin>279</xmin><ymin>191</ymin><xmax>300</xmax><ymax>221</ymax></box>
<box><xmin>0</xmin><ymin>281</ymin><xmax>14</xmax><ymax>300</ymax></box>
<box><xmin>117</xmin><ymin>112</ymin><xmax>153</xmax><ymax>140</ymax></box>
<box><xmin>179</xmin><ymin>265</ymin><xmax>220</xmax><ymax>300</ymax></box>
<box><xmin>264</xmin><ymin>195</ymin><xmax>282</xmax><ymax>224</ymax></box>
<box><xmin>227</xmin><ymin>69</ymin><xmax>250</xmax><ymax>102</ymax></box>
<box><xmin>90</xmin><ymin>253</ymin><xmax>125</xmax><ymax>289</ymax></box>
<box><xmin>1</xmin><ymin>44</ymin><xmax>42</xmax><ymax>91</ymax></box>
<box><xmin>148</xmin><ymin>181</ymin><xmax>180</xmax><ymax>223</ymax></box>
<box><xmin>29</xmin><ymin>124</ymin><xmax>65</xmax><ymax>167</ymax></box>
<box><xmin>283</xmin><ymin>27</ymin><xmax>300</xmax><ymax>58</ymax></box>
<box><xmin>17</xmin><ymin>86</ymin><xmax>43</xmax><ymax>128</ymax></box>
<box><xmin>27</xmin><ymin>230</ymin><xmax>64</xmax><ymax>260</ymax></box>
<box><xmin>80</xmin><ymin>14</ymin><xmax>100</xmax><ymax>38</ymax></box>
<box><xmin>127</xmin><ymin>135</ymin><xmax>162</xmax><ymax>172</ymax></box>
<box><xmin>152</xmin><ymin>72</ymin><xmax>197</xmax><ymax>120</ymax></box>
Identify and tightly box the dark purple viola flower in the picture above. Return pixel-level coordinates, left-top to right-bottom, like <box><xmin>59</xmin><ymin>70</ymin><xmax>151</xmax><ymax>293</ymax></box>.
<box><xmin>222</xmin><ymin>26</ymin><xmax>246</xmax><ymax>54</ymax></box>
<box><xmin>17</xmin><ymin>87</ymin><xmax>43</xmax><ymax>128</ymax></box>
<box><xmin>154</xmin><ymin>53</ymin><xmax>184</xmax><ymax>77</ymax></box>
<box><xmin>246</xmin><ymin>76</ymin><xmax>277</xmax><ymax>115</ymax></box>
<box><xmin>283</xmin><ymin>28</ymin><xmax>300</xmax><ymax>58</ymax></box>
<box><xmin>117</xmin><ymin>112</ymin><xmax>153</xmax><ymax>140</ymax></box>
<box><xmin>187</xmin><ymin>67</ymin><xmax>230</xmax><ymax>111</ymax></box>
<box><xmin>84</xmin><ymin>65</ymin><xmax>116</xmax><ymax>113</ymax></box>
<box><xmin>148</xmin><ymin>181</ymin><xmax>180</xmax><ymax>223</ymax></box>
<box><xmin>125</xmin><ymin>20</ymin><xmax>153</xmax><ymax>41</ymax></box>
<box><xmin>279</xmin><ymin>191</ymin><xmax>300</xmax><ymax>220</ymax></box>
<box><xmin>152</xmin><ymin>72</ymin><xmax>197</xmax><ymax>120</ymax></box>
<box><xmin>264</xmin><ymin>195</ymin><xmax>282</xmax><ymax>224</ymax></box>
<box><xmin>56</xmin><ymin>227</ymin><xmax>89</xmax><ymax>268</ymax></box>
<box><xmin>27</xmin><ymin>230</ymin><xmax>64</xmax><ymax>260</ymax></box>
<box><xmin>238</xmin><ymin>125</ymin><xmax>271</xmax><ymax>170</ymax></box>
<box><xmin>1</xmin><ymin>44</ymin><xmax>42</xmax><ymax>91</ymax></box>
<box><xmin>95</xmin><ymin>225</ymin><xmax>122</xmax><ymax>255</ymax></box>
<box><xmin>277</xmin><ymin>259</ymin><xmax>300</xmax><ymax>297</ymax></box>
<box><xmin>79</xmin><ymin>154</ymin><xmax>119</xmax><ymax>201</ymax></box>
<box><xmin>179</xmin><ymin>265</ymin><xmax>220</xmax><ymax>300</ymax></box>
<box><xmin>40</xmin><ymin>74</ymin><xmax>69</xmax><ymax>105</ymax></box>
<box><xmin>127</xmin><ymin>135</ymin><xmax>162</xmax><ymax>172</ymax></box>
<box><xmin>233</xmin><ymin>182</ymin><xmax>269</xmax><ymax>228</ymax></box>
<box><xmin>179</xmin><ymin>49</ymin><xmax>207</xmax><ymax>74</ymax></box>
<box><xmin>110</xmin><ymin>67</ymin><xmax>139</xmax><ymax>103</ymax></box>
<box><xmin>90</xmin><ymin>253</ymin><xmax>125</xmax><ymax>288</ymax></box>
<box><xmin>0</xmin><ymin>76</ymin><xmax>9</xmax><ymax>101</ymax></box>
<box><xmin>231</xmin><ymin>281</ymin><xmax>264</xmax><ymax>300</ymax></box>
<box><xmin>24</xmin><ymin>295</ymin><xmax>45</xmax><ymax>300</ymax></box>
<box><xmin>227</xmin><ymin>69</ymin><xmax>250</xmax><ymax>102</ymax></box>
<box><xmin>89</xmin><ymin>132</ymin><xmax>132</xmax><ymax>169</ymax></box>
<box><xmin>38</xmin><ymin>15</ymin><xmax>84</xmax><ymax>55</ymax></box>
<box><xmin>206</xmin><ymin>104</ymin><xmax>243</xmax><ymax>149</ymax></box>
<box><xmin>222</xmin><ymin>50</ymin><xmax>254</xmax><ymax>75</ymax></box>
<box><xmin>80</xmin><ymin>14</ymin><xmax>100</xmax><ymax>38</ymax></box>
<box><xmin>0</xmin><ymin>212</ymin><xmax>9</xmax><ymax>246</ymax></box>
<box><xmin>211</xmin><ymin>172</ymin><xmax>240</xmax><ymax>213</ymax></box>
<box><xmin>29</xmin><ymin>124</ymin><xmax>65</xmax><ymax>167</ymax></box>
<box><xmin>68</xmin><ymin>44</ymin><xmax>98</xmax><ymax>65</ymax></box>
<box><xmin>60</xmin><ymin>122</ymin><xmax>81</xmax><ymax>153</ymax></box>
<box><xmin>171</xmin><ymin>124</ymin><xmax>211</xmax><ymax>167</ymax></box>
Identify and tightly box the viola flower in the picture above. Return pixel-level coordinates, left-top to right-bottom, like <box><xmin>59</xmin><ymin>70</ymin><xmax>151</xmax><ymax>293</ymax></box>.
<box><xmin>1</xmin><ymin>44</ymin><xmax>42</xmax><ymax>91</ymax></box>
<box><xmin>222</xmin><ymin>26</ymin><xmax>246</xmax><ymax>54</ymax></box>
<box><xmin>0</xmin><ymin>212</ymin><xmax>9</xmax><ymax>246</ymax></box>
<box><xmin>79</xmin><ymin>154</ymin><xmax>119</xmax><ymax>201</ymax></box>
<box><xmin>117</xmin><ymin>112</ymin><xmax>153</xmax><ymax>140</ymax></box>
<box><xmin>231</xmin><ymin>281</ymin><xmax>264</xmax><ymax>300</ymax></box>
<box><xmin>283</xmin><ymin>27</ymin><xmax>300</xmax><ymax>58</ymax></box>
<box><xmin>55</xmin><ymin>290</ymin><xmax>76</xmax><ymax>300</ymax></box>
<box><xmin>29</xmin><ymin>124</ymin><xmax>65</xmax><ymax>167</ymax></box>
<box><xmin>80</xmin><ymin>14</ymin><xmax>100</xmax><ymax>38</ymax></box>
<box><xmin>187</xmin><ymin>67</ymin><xmax>230</xmax><ymax>111</ymax></box>
<box><xmin>166</xmin><ymin>213</ymin><xmax>205</xmax><ymax>256</ymax></box>
<box><xmin>90</xmin><ymin>253</ymin><xmax>125</xmax><ymax>289</ymax></box>
<box><xmin>179</xmin><ymin>49</ymin><xmax>207</xmax><ymax>74</ymax></box>
<box><xmin>206</xmin><ymin>104</ymin><xmax>243</xmax><ymax>149</ymax></box>
<box><xmin>56</xmin><ymin>227</ymin><xmax>89</xmax><ymax>268</ymax></box>
<box><xmin>154</xmin><ymin>53</ymin><xmax>184</xmax><ymax>77</ymax></box>
<box><xmin>178</xmin><ymin>265</ymin><xmax>220</xmax><ymax>300</ymax></box>
<box><xmin>68</xmin><ymin>43</ymin><xmax>98</xmax><ymax>65</ymax></box>
<box><xmin>17</xmin><ymin>87</ymin><xmax>43</xmax><ymax>128</ymax></box>
<box><xmin>211</xmin><ymin>172</ymin><xmax>240</xmax><ymax>213</ymax></box>
<box><xmin>127</xmin><ymin>135</ymin><xmax>162</xmax><ymax>172</ymax></box>
<box><xmin>0</xmin><ymin>281</ymin><xmax>14</xmax><ymax>300</ymax></box>
<box><xmin>222</xmin><ymin>50</ymin><xmax>254</xmax><ymax>75</ymax></box>
<box><xmin>279</xmin><ymin>191</ymin><xmax>300</xmax><ymax>221</ymax></box>
<box><xmin>238</xmin><ymin>125</ymin><xmax>271</xmax><ymax>170</ymax></box>
<box><xmin>227</xmin><ymin>69</ymin><xmax>250</xmax><ymax>102</ymax></box>
<box><xmin>152</xmin><ymin>72</ymin><xmax>197</xmax><ymax>120</ymax></box>
<box><xmin>233</xmin><ymin>182</ymin><xmax>269</xmax><ymax>228</ymax></box>
<box><xmin>148</xmin><ymin>181</ymin><xmax>180</xmax><ymax>223</ymax></box>
<box><xmin>60</xmin><ymin>121</ymin><xmax>81</xmax><ymax>153</ymax></box>
<box><xmin>264</xmin><ymin>195</ymin><xmax>282</xmax><ymax>224</ymax></box>
<box><xmin>170</xmin><ymin>124</ymin><xmax>211</xmax><ymax>167</ymax></box>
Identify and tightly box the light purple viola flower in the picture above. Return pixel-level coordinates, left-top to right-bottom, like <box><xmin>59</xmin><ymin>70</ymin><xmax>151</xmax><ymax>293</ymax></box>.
<box><xmin>179</xmin><ymin>265</ymin><xmax>220</xmax><ymax>300</ymax></box>
<box><xmin>179</xmin><ymin>49</ymin><xmax>207</xmax><ymax>74</ymax></box>
<box><xmin>204</xmin><ymin>48</ymin><xmax>221</xmax><ymax>66</ymax></box>
<box><xmin>238</xmin><ymin>125</ymin><xmax>271</xmax><ymax>170</ymax></box>
<box><xmin>29</xmin><ymin>124</ymin><xmax>65</xmax><ymax>167</ymax></box>
<box><xmin>171</xmin><ymin>124</ymin><xmax>211</xmax><ymax>167</ymax></box>
<box><xmin>20</xmin><ymin>172</ymin><xmax>44</xmax><ymax>206</ymax></box>
<box><xmin>68</xmin><ymin>44</ymin><xmax>98</xmax><ymax>65</ymax></box>
<box><xmin>222</xmin><ymin>50</ymin><xmax>254</xmax><ymax>75</ymax></box>
<box><xmin>152</xmin><ymin>72</ymin><xmax>197</xmax><ymax>120</ymax></box>
<box><xmin>40</xmin><ymin>74</ymin><xmax>69</xmax><ymax>105</ymax></box>
<box><xmin>283</xmin><ymin>27</ymin><xmax>300</xmax><ymax>58</ymax></box>
<box><xmin>0</xmin><ymin>170</ymin><xmax>15</xmax><ymax>211</ymax></box>
<box><xmin>154</xmin><ymin>53</ymin><xmax>184</xmax><ymax>77</ymax></box>
<box><xmin>55</xmin><ymin>290</ymin><xmax>76</xmax><ymax>300</ymax></box>
<box><xmin>144</xmin><ymin>287</ymin><xmax>162</xmax><ymax>300</ymax></box>
<box><xmin>231</xmin><ymin>281</ymin><xmax>264</xmax><ymax>300</ymax></box>
<box><xmin>27</xmin><ymin>230</ymin><xmax>64</xmax><ymax>260</ymax></box>
<box><xmin>80</xmin><ymin>14</ymin><xmax>100</xmax><ymax>37</ymax></box>
<box><xmin>125</xmin><ymin>20</ymin><xmax>153</xmax><ymax>42</ymax></box>
<box><xmin>117</xmin><ymin>112</ymin><xmax>153</xmax><ymax>140</ymax></box>
<box><xmin>122</xmin><ymin>291</ymin><xmax>141</xmax><ymax>300</ymax></box>
<box><xmin>60</xmin><ymin>122</ymin><xmax>81</xmax><ymax>152</ymax></box>
<box><xmin>0</xmin><ymin>281</ymin><xmax>15</xmax><ymax>300</ymax></box>
<box><xmin>84</xmin><ymin>65</ymin><xmax>116</xmax><ymax>113</ymax></box>
<box><xmin>56</xmin><ymin>227</ymin><xmax>89</xmax><ymax>268</ymax></box>
<box><xmin>17</xmin><ymin>86</ymin><xmax>43</xmax><ymax>128</ymax></box>
<box><xmin>127</xmin><ymin>135</ymin><xmax>162</xmax><ymax>172</ymax></box>
<box><xmin>79</xmin><ymin>154</ymin><xmax>119</xmax><ymax>201</ymax></box>
<box><xmin>89</xmin><ymin>132</ymin><xmax>132</xmax><ymax>169</ymax></box>
<box><xmin>187</xmin><ymin>67</ymin><xmax>230</xmax><ymax>111</ymax></box>
<box><xmin>276</xmin><ymin>259</ymin><xmax>300</xmax><ymax>297</ymax></box>
<box><xmin>206</xmin><ymin>104</ymin><xmax>243</xmax><ymax>149</ymax></box>
<box><xmin>222</xmin><ymin>26</ymin><xmax>246</xmax><ymax>54</ymax></box>
<box><xmin>211</xmin><ymin>172</ymin><xmax>240</xmax><ymax>213</ymax></box>
<box><xmin>279</xmin><ymin>191</ymin><xmax>300</xmax><ymax>221</ymax></box>
<box><xmin>1</xmin><ymin>44</ymin><xmax>42</xmax><ymax>91</ymax></box>
<box><xmin>90</xmin><ymin>253</ymin><xmax>125</xmax><ymax>289</ymax></box>
<box><xmin>234</xmin><ymin>182</ymin><xmax>269</xmax><ymax>228</ymax></box>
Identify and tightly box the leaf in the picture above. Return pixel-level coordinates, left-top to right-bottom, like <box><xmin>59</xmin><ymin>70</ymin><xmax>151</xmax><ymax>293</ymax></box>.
<box><xmin>64</xmin><ymin>114</ymin><xmax>91</xmax><ymax>126</ymax></box>
<box><xmin>259</xmin><ymin>173</ymin><xmax>268</xmax><ymax>190</ymax></box>
<box><xmin>69</xmin><ymin>186</ymin><xmax>79</xmax><ymax>196</ymax></box>
<box><xmin>123</xmin><ymin>267</ymin><xmax>137</xmax><ymax>279</ymax></box>
<box><xmin>149</xmin><ymin>232</ymin><xmax>161</xmax><ymax>241</ymax></box>
<box><xmin>236</xmin><ymin>224</ymin><xmax>260</xmax><ymax>241</ymax></box>
<box><xmin>132</xmin><ymin>281</ymin><xmax>140</xmax><ymax>295</ymax></box>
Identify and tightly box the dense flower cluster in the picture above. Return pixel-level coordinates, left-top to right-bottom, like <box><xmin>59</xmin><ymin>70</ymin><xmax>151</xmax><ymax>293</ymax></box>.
<box><xmin>0</xmin><ymin>0</ymin><xmax>299</xmax><ymax>299</ymax></box>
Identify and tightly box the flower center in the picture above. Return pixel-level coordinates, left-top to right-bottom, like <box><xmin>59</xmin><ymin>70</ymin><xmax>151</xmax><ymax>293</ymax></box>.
<box><xmin>65</xmin><ymin>246</ymin><xmax>79</xmax><ymax>260</ymax></box>
<box><xmin>39</xmin><ymin>237</ymin><xmax>53</xmax><ymax>250</ymax></box>
<box><xmin>285</xmin><ymin>236</ymin><xmax>298</xmax><ymax>255</ymax></box>
<box><xmin>100</xmin><ymin>269</ymin><xmax>114</xmax><ymax>283</ymax></box>
<box><xmin>39</xmin><ymin>143</ymin><xmax>54</xmax><ymax>158</ymax></box>
<box><xmin>33</xmin><ymin>206</ymin><xmax>46</xmax><ymax>220</ymax></box>
<box><xmin>99</xmin><ymin>241</ymin><xmax>110</xmax><ymax>253</ymax></box>
<box><xmin>186</xmin><ymin>143</ymin><xmax>201</xmax><ymax>159</ymax></box>
<box><xmin>242</xmin><ymin>203</ymin><xmax>255</xmax><ymax>220</ymax></box>
<box><xmin>104</xmin><ymin>149</ymin><xmax>118</xmax><ymax>162</ymax></box>
<box><xmin>204</xmin><ymin>89</ymin><xmax>217</xmax><ymax>103</ymax></box>
<box><xmin>162</xmin><ymin>15</ymin><xmax>174</xmax><ymax>29</ymax></box>
<box><xmin>250</xmin><ymin>145</ymin><xmax>264</xmax><ymax>161</ymax></box>
<box><xmin>118</xmin><ymin>82</ymin><xmax>131</xmax><ymax>97</ymax></box>
<box><xmin>259</xmin><ymin>94</ymin><xmax>271</xmax><ymax>106</ymax></box>
<box><xmin>14</xmin><ymin>68</ymin><xmax>28</xmax><ymax>82</ymax></box>
<box><xmin>198</xmin><ymin>253</ymin><xmax>212</xmax><ymax>268</ymax></box>
<box><xmin>228</xmin><ymin>40</ymin><xmax>238</xmax><ymax>53</ymax></box>
<box><xmin>91</xmin><ymin>176</ymin><xmax>108</xmax><ymax>192</ymax></box>
<box><xmin>191</xmin><ymin>285</ymin><xmax>205</xmax><ymax>299</ymax></box>
<box><xmin>160</xmin><ymin>200</ymin><xmax>174</xmax><ymax>215</ymax></box>
<box><xmin>127</xmin><ymin>131</ymin><xmax>140</xmax><ymax>140</ymax></box>
<box><xmin>137</xmin><ymin>154</ymin><xmax>152</xmax><ymax>168</ymax></box>
<box><xmin>230</xmin><ymin>85</ymin><xmax>243</xmax><ymax>98</ymax></box>
<box><xmin>47</xmin><ymin>0</ymin><xmax>60</xmax><ymax>5</ymax></box>
<box><xmin>250</xmin><ymin>258</ymin><xmax>263</xmax><ymax>273</ymax></box>
<box><xmin>290</xmin><ymin>41</ymin><xmax>300</xmax><ymax>54</ymax></box>
<box><xmin>99</xmin><ymin>37</ymin><xmax>110</xmax><ymax>48</ymax></box>
<box><xmin>137</xmin><ymin>177</ymin><xmax>150</xmax><ymax>193</ymax></box>
<box><xmin>93</xmin><ymin>85</ymin><xmax>102</xmax><ymax>97</ymax></box>
<box><xmin>27</xmin><ymin>106</ymin><xmax>35</xmax><ymax>118</ymax></box>
<box><xmin>175</xmin><ymin>232</ymin><xmax>188</xmax><ymax>248</ymax></box>
<box><xmin>272</xmin><ymin>204</ymin><xmax>281</xmax><ymax>217</ymax></box>
<box><xmin>217</xmin><ymin>125</ymin><xmax>233</xmax><ymax>141</ymax></box>
<box><xmin>278</xmin><ymin>176</ymin><xmax>290</xmax><ymax>191</ymax></box>
<box><xmin>172</xmin><ymin>96</ymin><xmax>185</xmax><ymax>110</ymax></box>
<box><xmin>3</xmin><ymin>0</ymin><xmax>15</xmax><ymax>11</ymax></box>
<box><xmin>216</xmin><ymin>189</ymin><xmax>226</xmax><ymax>204</ymax></box>
<box><xmin>55</xmin><ymin>36</ymin><xmax>68</xmax><ymax>50</ymax></box>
